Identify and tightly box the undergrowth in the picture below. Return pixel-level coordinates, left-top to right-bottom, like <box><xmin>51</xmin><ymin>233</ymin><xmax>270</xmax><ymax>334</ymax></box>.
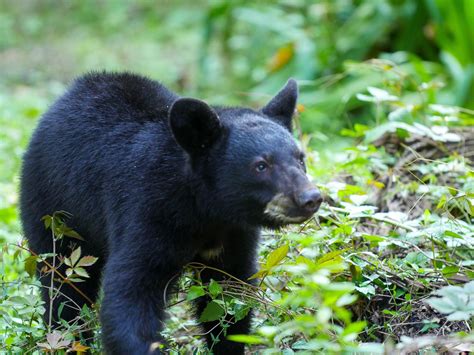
<box><xmin>1</xmin><ymin>63</ymin><xmax>473</xmax><ymax>354</ymax></box>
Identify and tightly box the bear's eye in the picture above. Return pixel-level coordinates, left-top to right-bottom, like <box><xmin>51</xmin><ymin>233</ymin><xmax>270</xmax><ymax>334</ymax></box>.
<box><xmin>255</xmin><ymin>161</ymin><xmax>268</xmax><ymax>172</ymax></box>
<box><xmin>299</xmin><ymin>154</ymin><xmax>305</xmax><ymax>166</ymax></box>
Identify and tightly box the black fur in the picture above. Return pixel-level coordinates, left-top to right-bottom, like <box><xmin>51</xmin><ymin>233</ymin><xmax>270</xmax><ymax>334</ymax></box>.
<box><xmin>20</xmin><ymin>72</ymin><xmax>320</xmax><ymax>354</ymax></box>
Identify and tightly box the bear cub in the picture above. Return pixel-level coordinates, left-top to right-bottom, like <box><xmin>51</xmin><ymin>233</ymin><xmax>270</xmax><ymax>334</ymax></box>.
<box><xmin>20</xmin><ymin>72</ymin><xmax>322</xmax><ymax>354</ymax></box>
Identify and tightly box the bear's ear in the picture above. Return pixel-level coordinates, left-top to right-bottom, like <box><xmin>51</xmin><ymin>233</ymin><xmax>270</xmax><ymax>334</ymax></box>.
<box><xmin>169</xmin><ymin>98</ymin><xmax>222</xmax><ymax>155</ymax></box>
<box><xmin>261</xmin><ymin>78</ymin><xmax>298</xmax><ymax>132</ymax></box>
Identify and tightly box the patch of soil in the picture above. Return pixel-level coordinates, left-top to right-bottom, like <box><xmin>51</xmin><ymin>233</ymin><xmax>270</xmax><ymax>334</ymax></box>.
<box><xmin>373</xmin><ymin>126</ymin><xmax>474</xmax><ymax>219</ymax></box>
<box><xmin>354</xmin><ymin>295</ymin><xmax>470</xmax><ymax>342</ymax></box>
<box><xmin>354</xmin><ymin>126</ymin><xmax>473</xmax><ymax>342</ymax></box>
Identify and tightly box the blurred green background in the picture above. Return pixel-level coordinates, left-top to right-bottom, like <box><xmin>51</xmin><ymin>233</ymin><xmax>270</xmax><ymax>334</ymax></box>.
<box><xmin>1</xmin><ymin>0</ymin><xmax>473</xmax><ymax>227</ymax></box>
<box><xmin>2</xmin><ymin>0</ymin><xmax>473</xmax><ymax>110</ymax></box>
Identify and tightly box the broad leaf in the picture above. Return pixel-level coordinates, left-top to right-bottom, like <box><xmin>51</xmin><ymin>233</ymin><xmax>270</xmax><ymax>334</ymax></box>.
<box><xmin>266</xmin><ymin>244</ymin><xmax>289</xmax><ymax>269</ymax></box>
<box><xmin>77</xmin><ymin>255</ymin><xmax>98</xmax><ymax>267</ymax></box>
<box><xmin>24</xmin><ymin>255</ymin><xmax>38</xmax><ymax>277</ymax></box>
<box><xmin>208</xmin><ymin>279</ymin><xmax>222</xmax><ymax>298</ymax></box>
<box><xmin>186</xmin><ymin>286</ymin><xmax>206</xmax><ymax>301</ymax></box>
<box><xmin>70</xmin><ymin>247</ymin><xmax>81</xmax><ymax>267</ymax></box>
<box><xmin>199</xmin><ymin>301</ymin><xmax>225</xmax><ymax>322</ymax></box>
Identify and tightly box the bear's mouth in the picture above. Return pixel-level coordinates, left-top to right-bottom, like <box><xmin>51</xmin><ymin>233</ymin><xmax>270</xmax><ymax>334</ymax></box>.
<box><xmin>263</xmin><ymin>193</ymin><xmax>315</xmax><ymax>225</ymax></box>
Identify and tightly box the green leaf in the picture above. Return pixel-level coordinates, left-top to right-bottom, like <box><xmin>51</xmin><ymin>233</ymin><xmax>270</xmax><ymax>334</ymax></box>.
<box><xmin>77</xmin><ymin>255</ymin><xmax>98</xmax><ymax>267</ymax></box>
<box><xmin>355</xmin><ymin>285</ymin><xmax>376</xmax><ymax>296</ymax></box>
<box><xmin>442</xmin><ymin>266</ymin><xmax>459</xmax><ymax>276</ymax></box>
<box><xmin>63</xmin><ymin>227</ymin><xmax>84</xmax><ymax>241</ymax></box>
<box><xmin>74</xmin><ymin>267</ymin><xmax>89</xmax><ymax>278</ymax></box>
<box><xmin>421</xmin><ymin>320</ymin><xmax>439</xmax><ymax>333</ymax></box>
<box><xmin>361</xmin><ymin>234</ymin><xmax>385</xmax><ymax>245</ymax></box>
<box><xmin>447</xmin><ymin>311</ymin><xmax>471</xmax><ymax>321</ymax></box>
<box><xmin>315</xmin><ymin>249</ymin><xmax>346</xmax><ymax>272</ymax></box>
<box><xmin>227</xmin><ymin>334</ymin><xmax>266</xmax><ymax>345</ymax></box>
<box><xmin>70</xmin><ymin>247</ymin><xmax>81</xmax><ymax>266</ymax></box>
<box><xmin>444</xmin><ymin>230</ymin><xmax>463</xmax><ymax>239</ymax></box>
<box><xmin>437</xmin><ymin>194</ymin><xmax>447</xmax><ymax>209</ymax></box>
<box><xmin>186</xmin><ymin>286</ymin><xmax>205</xmax><ymax>301</ymax></box>
<box><xmin>265</xmin><ymin>244</ymin><xmax>289</xmax><ymax>269</ymax></box>
<box><xmin>366</xmin><ymin>86</ymin><xmax>399</xmax><ymax>102</ymax></box>
<box><xmin>233</xmin><ymin>303</ymin><xmax>251</xmax><ymax>322</ymax></box>
<box><xmin>41</xmin><ymin>215</ymin><xmax>52</xmax><ymax>230</ymax></box>
<box><xmin>426</xmin><ymin>298</ymin><xmax>457</xmax><ymax>314</ymax></box>
<box><xmin>208</xmin><ymin>279</ymin><xmax>222</xmax><ymax>298</ymax></box>
<box><xmin>199</xmin><ymin>301</ymin><xmax>225</xmax><ymax>322</ymax></box>
<box><xmin>8</xmin><ymin>296</ymin><xmax>29</xmax><ymax>305</ymax></box>
<box><xmin>316</xmin><ymin>249</ymin><xmax>345</xmax><ymax>265</ymax></box>
<box><xmin>389</xmin><ymin>107</ymin><xmax>411</xmax><ymax>121</ymax></box>
<box><xmin>341</xmin><ymin>320</ymin><xmax>367</xmax><ymax>336</ymax></box>
<box><xmin>24</xmin><ymin>255</ymin><xmax>38</xmax><ymax>277</ymax></box>
<box><xmin>382</xmin><ymin>309</ymin><xmax>399</xmax><ymax>316</ymax></box>
<box><xmin>247</xmin><ymin>269</ymin><xmax>268</xmax><ymax>280</ymax></box>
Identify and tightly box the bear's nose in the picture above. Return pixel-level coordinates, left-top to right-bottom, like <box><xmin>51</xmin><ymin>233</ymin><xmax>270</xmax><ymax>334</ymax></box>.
<box><xmin>296</xmin><ymin>189</ymin><xmax>323</xmax><ymax>213</ymax></box>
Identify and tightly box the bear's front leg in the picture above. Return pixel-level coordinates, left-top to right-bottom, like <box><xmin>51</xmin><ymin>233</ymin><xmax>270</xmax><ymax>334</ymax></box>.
<box><xmin>194</xmin><ymin>227</ymin><xmax>259</xmax><ymax>355</ymax></box>
<box><xmin>100</xmin><ymin>233</ymin><xmax>192</xmax><ymax>354</ymax></box>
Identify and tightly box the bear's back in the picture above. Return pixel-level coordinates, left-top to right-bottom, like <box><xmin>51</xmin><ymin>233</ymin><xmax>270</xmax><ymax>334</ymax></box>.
<box><xmin>49</xmin><ymin>72</ymin><xmax>179</xmax><ymax>125</ymax></box>
<box><xmin>20</xmin><ymin>73</ymin><xmax>183</xmax><ymax>253</ymax></box>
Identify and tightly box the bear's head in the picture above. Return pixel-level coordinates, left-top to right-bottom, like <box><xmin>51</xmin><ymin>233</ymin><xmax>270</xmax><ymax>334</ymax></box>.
<box><xmin>169</xmin><ymin>79</ymin><xmax>322</xmax><ymax>228</ymax></box>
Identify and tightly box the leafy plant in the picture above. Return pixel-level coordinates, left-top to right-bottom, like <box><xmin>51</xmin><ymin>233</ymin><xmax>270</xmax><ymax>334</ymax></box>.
<box><xmin>426</xmin><ymin>281</ymin><xmax>474</xmax><ymax>321</ymax></box>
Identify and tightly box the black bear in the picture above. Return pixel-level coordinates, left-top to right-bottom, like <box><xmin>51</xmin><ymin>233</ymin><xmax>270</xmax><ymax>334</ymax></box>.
<box><xmin>20</xmin><ymin>72</ymin><xmax>322</xmax><ymax>354</ymax></box>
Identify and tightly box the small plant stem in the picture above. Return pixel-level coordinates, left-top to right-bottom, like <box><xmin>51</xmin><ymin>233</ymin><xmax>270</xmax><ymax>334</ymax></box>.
<box><xmin>48</xmin><ymin>227</ymin><xmax>56</xmax><ymax>332</ymax></box>
<box><xmin>429</xmin><ymin>235</ymin><xmax>439</xmax><ymax>277</ymax></box>
<box><xmin>376</xmin><ymin>102</ymin><xmax>382</xmax><ymax>126</ymax></box>
<box><xmin>327</xmin><ymin>206</ymin><xmax>417</xmax><ymax>232</ymax></box>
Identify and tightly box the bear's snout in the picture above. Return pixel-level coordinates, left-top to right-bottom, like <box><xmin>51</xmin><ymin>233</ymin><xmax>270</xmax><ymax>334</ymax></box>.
<box><xmin>295</xmin><ymin>188</ymin><xmax>322</xmax><ymax>214</ymax></box>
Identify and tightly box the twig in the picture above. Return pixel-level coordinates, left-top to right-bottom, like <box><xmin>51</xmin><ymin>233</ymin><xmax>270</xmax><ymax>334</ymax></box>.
<box><xmin>13</xmin><ymin>243</ymin><xmax>94</xmax><ymax>305</ymax></box>
<box><xmin>326</xmin><ymin>206</ymin><xmax>417</xmax><ymax>232</ymax></box>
